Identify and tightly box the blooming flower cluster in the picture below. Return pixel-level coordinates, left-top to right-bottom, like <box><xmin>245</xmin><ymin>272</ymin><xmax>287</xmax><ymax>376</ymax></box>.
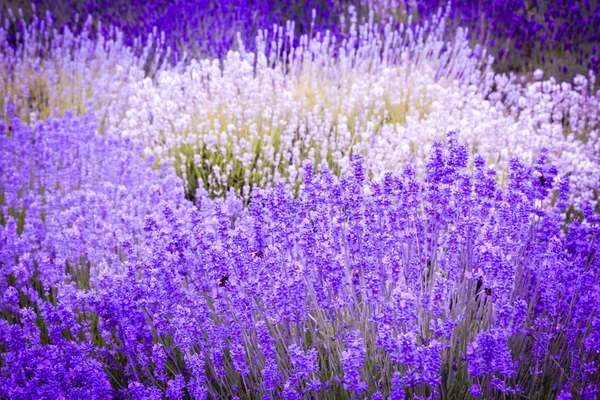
<box><xmin>6</xmin><ymin>0</ymin><xmax>355</xmax><ymax>61</ymax></box>
<box><xmin>8</xmin><ymin>0</ymin><xmax>600</xmax><ymax>76</ymax></box>
<box><xmin>108</xmin><ymin>15</ymin><xmax>600</xmax><ymax>201</ymax></box>
<box><xmin>3</xmin><ymin>5</ymin><xmax>598</xmax><ymax>204</ymax></box>
<box><xmin>0</xmin><ymin>110</ymin><xmax>191</xmax><ymax>397</ymax></box>
<box><xmin>373</xmin><ymin>0</ymin><xmax>600</xmax><ymax>78</ymax></box>
<box><xmin>1</xmin><ymin>1</ymin><xmax>599</xmax><ymax>399</ymax></box>
<box><xmin>2</xmin><ymin>117</ymin><xmax>599</xmax><ymax>398</ymax></box>
<box><xmin>0</xmin><ymin>11</ymin><xmax>161</xmax><ymax>126</ymax></box>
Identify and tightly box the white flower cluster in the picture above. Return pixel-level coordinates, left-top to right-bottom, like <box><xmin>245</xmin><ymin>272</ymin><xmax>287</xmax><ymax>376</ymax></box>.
<box><xmin>3</xmin><ymin>7</ymin><xmax>599</xmax><ymax>201</ymax></box>
<box><xmin>0</xmin><ymin>12</ymin><xmax>162</xmax><ymax>127</ymax></box>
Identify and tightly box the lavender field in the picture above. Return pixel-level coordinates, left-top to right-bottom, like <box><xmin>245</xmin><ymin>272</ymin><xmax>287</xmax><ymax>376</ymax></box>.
<box><xmin>0</xmin><ymin>1</ymin><xmax>599</xmax><ymax>399</ymax></box>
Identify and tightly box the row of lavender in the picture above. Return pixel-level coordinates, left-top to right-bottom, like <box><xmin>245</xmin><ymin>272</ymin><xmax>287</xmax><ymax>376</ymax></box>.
<box><xmin>2</xmin><ymin>114</ymin><xmax>599</xmax><ymax>399</ymax></box>
<box><xmin>2</xmin><ymin>8</ymin><xmax>599</xmax><ymax>201</ymax></box>
<box><xmin>377</xmin><ymin>0</ymin><xmax>600</xmax><ymax>79</ymax></box>
<box><xmin>1</xmin><ymin>2</ymin><xmax>600</xmax><ymax>400</ymax></box>
<box><xmin>5</xmin><ymin>0</ymin><xmax>600</xmax><ymax>76</ymax></box>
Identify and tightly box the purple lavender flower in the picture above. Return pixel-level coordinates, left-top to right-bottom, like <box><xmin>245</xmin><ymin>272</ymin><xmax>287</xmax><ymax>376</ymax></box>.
<box><xmin>2</xmin><ymin>117</ymin><xmax>598</xmax><ymax>399</ymax></box>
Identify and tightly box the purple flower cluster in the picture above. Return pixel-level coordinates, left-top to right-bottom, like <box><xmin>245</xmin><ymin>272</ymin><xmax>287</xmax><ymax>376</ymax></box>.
<box><xmin>403</xmin><ymin>0</ymin><xmax>600</xmax><ymax>77</ymax></box>
<box><xmin>2</xmin><ymin>112</ymin><xmax>598</xmax><ymax>398</ymax></box>
<box><xmin>0</xmin><ymin>110</ymin><xmax>189</xmax><ymax>398</ymax></box>
<box><xmin>5</xmin><ymin>0</ymin><xmax>354</xmax><ymax>61</ymax></box>
<box><xmin>7</xmin><ymin>0</ymin><xmax>598</xmax><ymax>78</ymax></box>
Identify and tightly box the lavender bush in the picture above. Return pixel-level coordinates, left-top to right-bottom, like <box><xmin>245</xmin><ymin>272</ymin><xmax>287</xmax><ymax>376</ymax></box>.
<box><xmin>0</xmin><ymin>11</ymin><xmax>164</xmax><ymax>126</ymax></box>
<box><xmin>108</xmin><ymin>18</ymin><xmax>600</xmax><ymax>203</ymax></box>
<box><xmin>2</xmin><ymin>5</ymin><xmax>599</xmax><ymax>206</ymax></box>
<box><xmin>2</xmin><ymin>120</ymin><xmax>598</xmax><ymax>398</ymax></box>
<box><xmin>0</xmin><ymin>110</ymin><xmax>189</xmax><ymax>398</ymax></box>
<box><xmin>373</xmin><ymin>0</ymin><xmax>600</xmax><ymax>80</ymax></box>
<box><xmin>1</xmin><ymin>0</ymin><xmax>356</xmax><ymax>61</ymax></box>
<box><xmin>1</xmin><ymin>2</ymin><xmax>599</xmax><ymax>398</ymax></box>
<box><xmin>6</xmin><ymin>0</ymin><xmax>598</xmax><ymax>79</ymax></box>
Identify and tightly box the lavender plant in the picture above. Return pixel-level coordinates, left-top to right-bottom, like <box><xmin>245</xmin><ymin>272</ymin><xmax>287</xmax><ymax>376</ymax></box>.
<box><xmin>7</xmin><ymin>0</ymin><xmax>599</xmax><ymax>80</ymax></box>
<box><xmin>112</xmin><ymin>16</ymin><xmax>599</xmax><ymax>203</ymax></box>
<box><xmin>3</xmin><ymin>5</ymin><xmax>599</xmax><ymax>205</ymax></box>
<box><xmin>378</xmin><ymin>0</ymin><xmax>600</xmax><ymax>80</ymax></box>
<box><xmin>0</xmin><ymin>110</ymin><xmax>189</xmax><ymax>398</ymax></box>
<box><xmin>0</xmin><ymin>10</ymin><xmax>165</xmax><ymax>127</ymax></box>
<box><xmin>2</xmin><ymin>0</ymin><xmax>357</xmax><ymax>61</ymax></box>
<box><xmin>2</xmin><ymin>124</ymin><xmax>598</xmax><ymax>398</ymax></box>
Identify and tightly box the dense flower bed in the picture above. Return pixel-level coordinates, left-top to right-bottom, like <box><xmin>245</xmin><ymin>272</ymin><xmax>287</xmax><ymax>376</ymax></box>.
<box><xmin>2</xmin><ymin>10</ymin><xmax>599</xmax><ymax>203</ymax></box>
<box><xmin>1</xmin><ymin>0</ymin><xmax>356</xmax><ymax>61</ymax></box>
<box><xmin>1</xmin><ymin>117</ymin><xmax>599</xmax><ymax>398</ymax></box>
<box><xmin>391</xmin><ymin>0</ymin><xmax>600</xmax><ymax>78</ymax></box>
<box><xmin>5</xmin><ymin>0</ymin><xmax>599</xmax><ymax>75</ymax></box>
<box><xmin>1</xmin><ymin>1</ymin><xmax>599</xmax><ymax>399</ymax></box>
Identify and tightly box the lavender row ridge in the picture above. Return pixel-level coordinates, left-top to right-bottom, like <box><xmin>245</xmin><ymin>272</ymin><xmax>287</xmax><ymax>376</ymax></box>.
<box><xmin>1</xmin><ymin>1</ymin><xmax>599</xmax><ymax>399</ymax></box>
